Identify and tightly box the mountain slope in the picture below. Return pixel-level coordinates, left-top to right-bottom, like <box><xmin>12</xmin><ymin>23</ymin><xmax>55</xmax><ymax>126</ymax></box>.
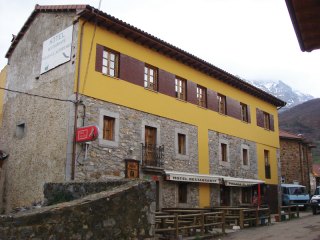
<box><xmin>246</xmin><ymin>80</ymin><xmax>314</xmax><ymax>110</ymax></box>
<box><xmin>279</xmin><ymin>98</ymin><xmax>320</xmax><ymax>162</ymax></box>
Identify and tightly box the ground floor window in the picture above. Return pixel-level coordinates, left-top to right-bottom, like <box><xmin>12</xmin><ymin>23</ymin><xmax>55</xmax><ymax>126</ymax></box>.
<box><xmin>178</xmin><ymin>183</ymin><xmax>188</xmax><ymax>203</ymax></box>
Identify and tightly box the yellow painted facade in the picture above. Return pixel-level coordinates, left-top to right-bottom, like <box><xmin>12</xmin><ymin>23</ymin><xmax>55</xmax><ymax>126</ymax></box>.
<box><xmin>76</xmin><ymin>21</ymin><xmax>280</xmax><ymax>206</ymax></box>
<box><xmin>0</xmin><ymin>66</ymin><xmax>7</xmax><ymax>128</ymax></box>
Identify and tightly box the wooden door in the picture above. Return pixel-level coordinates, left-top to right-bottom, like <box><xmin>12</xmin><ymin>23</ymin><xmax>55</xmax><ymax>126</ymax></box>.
<box><xmin>145</xmin><ymin>126</ymin><xmax>157</xmax><ymax>164</ymax></box>
<box><xmin>220</xmin><ymin>186</ymin><xmax>230</xmax><ymax>206</ymax></box>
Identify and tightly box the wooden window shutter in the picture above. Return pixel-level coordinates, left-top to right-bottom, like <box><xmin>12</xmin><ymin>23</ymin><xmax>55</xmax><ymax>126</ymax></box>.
<box><xmin>256</xmin><ymin>108</ymin><xmax>264</xmax><ymax>127</ymax></box>
<box><xmin>226</xmin><ymin>96</ymin><xmax>241</xmax><ymax>119</ymax></box>
<box><xmin>270</xmin><ymin>114</ymin><xmax>275</xmax><ymax>131</ymax></box>
<box><xmin>95</xmin><ymin>44</ymin><xmax>104</xmax><ymax>72</ymax></box>
<box><xmin>207</xmin><ymin>89</ymin><xmax>218</xmax><ymax>112</ymax></box>
<box><xmin>247</xmin><ymin>105</ymin><xmax>251</xmax><ymax>123</ymax></box>
<box><xmin>158</xmin><ymin>69</ymin><xmax>175</xmax><ymax>97</ymax></box>
<box><xmin>186</xmin><ymin>80</ymin><xmax>197</xmax><ymax>105</ymax></box>
<box><xmin>119</xmin><ymin>53</ymin><xmax>144</xmax><ymax>86</ymax></box>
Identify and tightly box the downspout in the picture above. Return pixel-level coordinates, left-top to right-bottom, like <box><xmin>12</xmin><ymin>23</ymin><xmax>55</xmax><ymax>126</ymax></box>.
<box><xmin>298</xmin><ymin>142</ymin><xmax>303</xmax><ymax>184</ymax></box>
<box><xmin>305</xmin><ymin>145</ymin><xmax>311</xmax><ymax>194</ymax></box>
<box><xmin>71</xmin><ymin>17</ymin><xmax>89</xmax><ymax>180</ymax></box>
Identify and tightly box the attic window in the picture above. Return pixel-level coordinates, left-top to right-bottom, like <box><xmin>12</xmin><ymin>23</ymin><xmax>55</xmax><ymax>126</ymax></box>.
<box><xmin>16</xmin><ymin>123</ymin><xmax>25</xmax><ymax>139</ymax></box>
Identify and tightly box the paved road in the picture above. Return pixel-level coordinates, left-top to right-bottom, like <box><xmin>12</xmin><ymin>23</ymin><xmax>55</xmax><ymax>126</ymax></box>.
<box><xmin>219</xmin><ymin>212</ymin><xmax>320</xmax><ymax>240</ymax></box>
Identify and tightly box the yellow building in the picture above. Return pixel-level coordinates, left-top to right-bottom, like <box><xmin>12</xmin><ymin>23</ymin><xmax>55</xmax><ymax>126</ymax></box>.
<box><xmin>1</xmin><ymin>5</ymin><xmax>285</xmax><ymax>212</ymax></box>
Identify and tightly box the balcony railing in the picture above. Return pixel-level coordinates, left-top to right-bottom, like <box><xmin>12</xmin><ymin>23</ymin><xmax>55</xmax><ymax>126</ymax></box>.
<box><xmin>141</xmin><ymin>144</ymin><xmax>164</xmax><ymax>168</ymax></box>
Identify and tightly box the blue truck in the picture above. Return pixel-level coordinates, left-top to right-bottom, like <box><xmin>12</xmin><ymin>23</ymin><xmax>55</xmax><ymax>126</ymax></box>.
<box><xmin>281</xmin><ymin>183</ymin><xmax>310</xmax><ymax>209</ymax></box>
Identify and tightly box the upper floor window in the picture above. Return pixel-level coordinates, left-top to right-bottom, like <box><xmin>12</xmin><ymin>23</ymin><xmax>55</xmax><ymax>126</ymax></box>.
<box><xmin>144</xmin><ymin>65</ymin><xmax>158</xmax><ymax>91</ymax></box>
<box><xmin>221</xmin><ymin>143</ymin><xmax>228</xmax><ymax>162</ymax></box>
<box><xmin>218</xmin><ymin>94</ymin><xmax>226</xmax><ymax>114</ymax></box>
<box><xmin>264</xmin><ymin>150</ymin><xmax>271</xmax><ymax>179</ymax></box>
<box><xmin>178</xmin><ymin>133</ymin><xmax>186</xmax><ymax>155</ymax></box>
<box><xmin>103</xmin><ymin>116</ymin><xmax>115</xmax><ymax>141</ymax></box>
<box><xmin>197</xmin><ymin>85</ymin><xmax>207</xmax><ymax>108</ymax></box>
<box><xmin>240</xmin><ymin>103</ymin><xmax>249</xmax><ymax>122</ymax></box>
<box><xmin>242</xmin><ymin>148</ymin><xmax>249</xmax><ymax>166</ymax></box>
<box><xmin>175</xmin><ymin>77</ymin><xmax>187</xmax><ymax>101</ymax></box>
<box><xmin>102</xmin><ymin>48</ymin><xmax>118</xmax><ymax>77</ymax></box>
<box><xmin>263</xmin><ymin>112</ymin><xmax>271</xmax><ymax>130</ymax></box>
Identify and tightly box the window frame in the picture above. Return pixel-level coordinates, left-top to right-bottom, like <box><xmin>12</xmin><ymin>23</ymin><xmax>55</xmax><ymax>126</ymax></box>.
<box><xmin>99</xmin><ymin>109</ymin><xmax>120</xmax><ymax>147</ymax></box>
<box><xmin>263</xmin><ymin>112</ymin><xmax>271</xmax><ymax>130</ymax></box>
<box><xmin>175</xmin><ymin>77</ymin><xmax>187</xmax><ymax>101</ymax></box>
<box><xmin>240</xmin><ymin>102</ymin><xmax>249</xmax><ymax>122</ymax></box>
<box><xmin>196</xmin><ymin>85</ymin><xmax>207</xmax><ymax>108</ymax></box>
<box><xmin>102</xmin><ymin>48</ymin><xmax>119</xmax><ymax>77</ymax></box>
<box><xmin>241</xmin><ymin>144</ymin><xmax>250</xmax><ymax>168</ymax></box>
<box><xmin>217</xmin><ymin>94</ymin><xmax>226</xmax><ymax>114</ymax></box>
<box><xmin>219</xmin><ymin>139</ymin><xmax>230</xmax><ymax>167</ymax></box>
<box><xmin>144</xmin><ymin>64</ymin><xmax>158</xmax><ymax>91</ymax></box>
<box><xmin>174</xmin><ymin>129</ymin><xmax>189</xmax><ymax>160</ymax></box>
<box><xmin>264</xmin><ymin>150</ymin><xmax>271</xmax><ymax>179</ymax></box>
<box><xmin>103</xmin><ymin>116</ymin><xmax>115</xmax><ymax>141</ymax></box>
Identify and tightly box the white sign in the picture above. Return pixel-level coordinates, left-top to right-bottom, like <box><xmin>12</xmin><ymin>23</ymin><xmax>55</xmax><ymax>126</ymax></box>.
<box><xmin>40</xmin><ymin>25</ymin><xmax>73</xmax><ymax>74</ymax></box>
<box><xmin>166</xmin><ymin>173</ymin><xmax>221</xmax><ymax>184</ymax></box>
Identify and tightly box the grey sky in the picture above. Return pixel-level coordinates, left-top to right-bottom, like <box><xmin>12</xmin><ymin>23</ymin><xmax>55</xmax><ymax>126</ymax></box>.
<box><xmin>1</xmin><ymin>0</ymin><xmax>319</xmax><ymax>97</ymax></box>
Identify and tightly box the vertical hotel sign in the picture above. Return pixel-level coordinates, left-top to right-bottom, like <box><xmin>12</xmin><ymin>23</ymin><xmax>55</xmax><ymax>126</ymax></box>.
<box><xmin>40</xmin><ymin>25</ymin><xmax>73</xmax><ymax>74</ymax></box>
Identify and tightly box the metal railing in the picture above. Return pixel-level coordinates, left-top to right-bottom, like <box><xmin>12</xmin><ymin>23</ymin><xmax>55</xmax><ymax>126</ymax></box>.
<box><xmin>141</xmin><ymin>144</ymin><xmax>164</xmax><ymax>167</ymax></box>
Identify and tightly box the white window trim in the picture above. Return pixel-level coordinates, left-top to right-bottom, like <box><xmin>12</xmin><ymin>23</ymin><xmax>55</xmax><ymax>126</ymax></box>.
<box><xmin>141</xmin><ymin>120</ymin><xmax>160</xmax><ymax>145</ymax></box>
<box><xmin>219</xmin><ymin>139</ymin><xmax>230</xmax><ymax>167</ymax></box>
<box><xmin>241</xmin><ymin>144</ymin><xmax>250</xmax><ymax>169</ymax></box>
<box><xmin>98</xmin><ymin>109</ymin><xmax>119</xmax><ymax>148</ymax></box>
<box><xmin>174</xmin><ymin>128</ymin><xmax>189</xmax><ymax>160</ymax></box>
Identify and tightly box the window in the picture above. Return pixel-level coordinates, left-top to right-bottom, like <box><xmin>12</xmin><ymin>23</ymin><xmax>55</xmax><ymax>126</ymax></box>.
<box><xmin>175</xmin><ymin>77</ymin><xmax>186</xmax><ymax>101</ymax></box>
<box><xmin>102</xmin><ymin>48</ymin><xmax>118</xmax><ymax>77</ymax></box>
<box><xmin>242</xmin><ymin>187</ymin><xmax>251</xmax><ymax>204</ymax></box>
<box><xmin>218</xmin><ymin>94</ymin><xmax>226</xmax><ymax>114</ymax></box>
<box><xmin>103</xmin><ymin>116</ymin><xmax>115</xmax><ymax>141</ymax></box>
<box><xmin>263</xmin><ymin>112</ymin><xmax>271</xmax><ymax>130</ymax></box>
<box><xmin>196</xmin><ymin>85</ymin><xmax>207</xmax><ymax>107</ymax></box>
<box><xmin>264</xmin><ymin>150</ymin><xmax>271</xmax><ymax>179</ymax></box>
<box><xmin>240</xmin><ymin>103</ymin><xmax>249</xmax><ymax>122</ymax></box>
<box><xmin>242</xmin><ymin>148</ymin><xmax>249</xmax><ymax>166</ymax></box>
<box><xmin>178</xmin><ymin>133</ymin><xmax>186</xmax><ymax>155</ymax></box>
<box><xmin>99</xmin><ymin>110</ymin><xmax>119</xmax><ymax>147</ymax></box>
<box><xmin>15</xmin><ymin>123</ymin><xmax>25</xmax><ymax>139</ymax></box>
<box><xmin>144</xmin><ymin>65</ymin><xmax>158</xmax><ymax>91</ymax></box>
<box><xmin>221</xmin><ymin>143</ymin><xmax>228</xmax><ymax>162</ymax></box>
<box><xmin>178</xmin><ymin>183</ymin><xmax>188</xmax><ymax>203</ymax></box>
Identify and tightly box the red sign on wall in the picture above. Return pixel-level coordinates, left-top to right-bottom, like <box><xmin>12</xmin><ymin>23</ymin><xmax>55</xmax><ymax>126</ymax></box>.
<box><xmin>76</xmin><ymin>126</ymin><xmax>98</xmax><ymax>142</ymax></box>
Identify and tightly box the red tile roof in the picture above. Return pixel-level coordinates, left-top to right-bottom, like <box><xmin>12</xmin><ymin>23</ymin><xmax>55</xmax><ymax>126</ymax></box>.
<box><xmin>279</xmin><ymin>130</ymin><xmax>303</xmax><ymax>140</ymax></box>
<box><xmin>5</xmin><ymin>4</ymin><xmax>286</xmax><ymax>107</ymax></box>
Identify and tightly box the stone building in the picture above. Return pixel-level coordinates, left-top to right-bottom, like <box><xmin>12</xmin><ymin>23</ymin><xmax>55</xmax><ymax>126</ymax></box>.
<box><xmin>279</xmin><ymin>130</ymin><xmax>314</xmax><ymax>193</ymax></box>
<box><xmin>0</xmin><ymin>4</ymin><xmax>285</xmax><ymax>213</ymax></box>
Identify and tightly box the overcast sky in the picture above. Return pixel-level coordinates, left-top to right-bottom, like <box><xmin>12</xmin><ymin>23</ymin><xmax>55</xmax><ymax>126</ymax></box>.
<box><xmin>1</xmin><ymin>0</ymin><xmax>320</xmax><ymax>97</ymax></box>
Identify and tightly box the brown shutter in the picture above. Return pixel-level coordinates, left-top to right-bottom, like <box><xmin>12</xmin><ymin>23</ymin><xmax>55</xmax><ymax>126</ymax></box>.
<box><xmin>158</xmin><ymin>69</ymin><xmax>175</xmax><ymax>97</ymax></box>
<box><xmin>95</xmin><ymin>44</ymin><xmax>104</xmax><ymax>72</ymax></box>
<box><xmin>226</xmin><ymin>96</ymin><xmax>241</xmax><ymax>119</ymax></box>
<box><xmin>207</xmin><ymin>89</ymin><xmax>218</xmax><ymax>112</ymax></box>
<box><xmin>187</xmin><ymin>80</ymin><xmax>197</xmax><ymax>105</ymax></box>
<box><xmin>270</xmin><ymin>114</ymin><xmax>275</xmax><ymax>131</ymax></box>
<box><xmin>256</xmin><ymin>108</ymin><xmax>264</xmax><ymax>127</ymax></box>
<box><xmin>119</xmin><ymin>53</ymin><xmax>144</xmax><ymax>86</ymax></box>
<box><xmin>247</xmin><ymin>105</ymin><xmax>251</xmax><ymax>123</ymax></box>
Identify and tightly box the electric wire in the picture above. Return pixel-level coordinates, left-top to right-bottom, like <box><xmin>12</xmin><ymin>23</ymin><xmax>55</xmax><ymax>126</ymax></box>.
<box><xmin>0</xmin><ymin>87</ymin><xmax>76</xmax><ymax>103</ymax></box>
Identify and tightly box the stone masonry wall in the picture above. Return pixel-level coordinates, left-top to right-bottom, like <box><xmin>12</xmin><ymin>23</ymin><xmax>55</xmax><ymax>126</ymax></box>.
<box><xmin>0</xmin><ymin>180</ymin><xmax>155</xmax><ymax>240</ymax></box>
<box><xmin>75</xmin><ymin>96</ymin><xmax>198</xmax><ymax>181</ymax></box>
<box><xmin>208</xmin><ymin>130</ymin><xmax>258</xmax><ymax>179</ymax></box>
<box><xmin>0</xmin><ymin>12</ymin><xmax>78</xmax><ymax>212</ymax></box>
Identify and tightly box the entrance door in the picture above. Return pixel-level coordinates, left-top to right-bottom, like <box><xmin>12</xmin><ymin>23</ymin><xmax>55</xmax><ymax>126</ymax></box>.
<box><xmin>220</xmin><ymin>186</ymin><xmax>230</xmax><ymax>206</ymax></box>
<box><xmin>145</xmin><ymin>126</ymin><xmax>157</xmax><ymax>165</ymax></box>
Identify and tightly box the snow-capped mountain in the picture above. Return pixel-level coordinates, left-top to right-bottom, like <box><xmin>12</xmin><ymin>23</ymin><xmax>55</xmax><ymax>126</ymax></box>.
<box><xmin>246</xmin><ymin>79</ymin><xmax>314</xmax><ymax>111</ymax></box>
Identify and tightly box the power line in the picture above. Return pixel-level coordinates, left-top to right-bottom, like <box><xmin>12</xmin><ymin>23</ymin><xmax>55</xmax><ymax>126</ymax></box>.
<box><xmin>0</xmin><ymin>87</ymin><xmax>76</xmax><ymax>103</ymax></box>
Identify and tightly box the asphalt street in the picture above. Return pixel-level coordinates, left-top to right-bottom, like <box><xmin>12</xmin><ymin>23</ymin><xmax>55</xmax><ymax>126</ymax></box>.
<box><xmin>219</xmin><ymin>211</ymin><xmax>320</xmax><ymax>240</ymax></box>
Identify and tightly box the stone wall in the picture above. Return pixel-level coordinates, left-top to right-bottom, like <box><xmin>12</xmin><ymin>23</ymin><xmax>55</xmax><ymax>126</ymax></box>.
<box><xmin>0</xmin><ymin>180</ymin><xmax>155</xmax><ymax>240</ymax></box>
<box><xmin>208</xmin><ymin>130</ymin><xmax>258</xmax><ymax>179</ymax></box>
<box><xmin>75</xmin><ymin>96</ymin><xmax>199</xmax><ymax>181</ymax></box>
<box><xmin>0</xmin><ymin>12</ymin><xmax>78</xmax><ymax>212</ymax></box>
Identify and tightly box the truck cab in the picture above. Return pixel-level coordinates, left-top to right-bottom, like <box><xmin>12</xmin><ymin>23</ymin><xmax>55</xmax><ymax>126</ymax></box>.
<box><xmin>281</xmin><ymin>183</ymin><xmax>310</xmax><ymax>209</ymax></box>
<box><xmin>310</xmin><ymin>186</ymin><xmax>320</xmax><ymax>215</ymax></box>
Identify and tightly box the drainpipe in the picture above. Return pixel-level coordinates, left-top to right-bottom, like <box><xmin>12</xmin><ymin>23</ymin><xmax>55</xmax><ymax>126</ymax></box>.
<box><xmin>71</xmin><ymin>17</ymin><xmax>89</xmax><ymax>180</ymax></box>
<box><xmin>298</xmin><ymin>142</ymin><xmax>303</xmax><ymax>184</ymax></box>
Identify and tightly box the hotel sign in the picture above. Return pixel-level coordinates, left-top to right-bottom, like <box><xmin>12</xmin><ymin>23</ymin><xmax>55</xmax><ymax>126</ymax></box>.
<box><xmin>165</xmin><ymin>173</ymin><xmax>221</xmax><ymax>184</ymax></box>
<box><xmin>40</xmin><ymin>25</ymin><xmax>73</xmax><ymax>74</ymax></box>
